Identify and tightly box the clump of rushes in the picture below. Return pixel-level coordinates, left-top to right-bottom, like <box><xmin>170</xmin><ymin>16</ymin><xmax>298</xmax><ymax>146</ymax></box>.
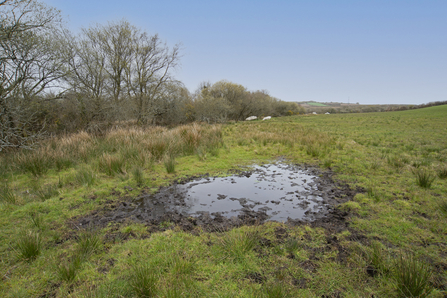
<box><xmin>262</xmin><ymin>282</ymin><xmax>292</xmax><ymax>298</ymax></box>
<box><xmin>132</xmin><ymin>166</ymin><xmax>144</xmax><ymax>186</ymax></box>
<box><xmin>284</xmin><ymin>238</ymin><xmax>300</xmax><ymax>257</ymax></box>
<box><xmin>438</xmin><ymin>200</ymin><xmax>447</xmax><ymax>216</ymax></box>
<box><xmin>164</xmin><ymin>154</ymin><xmax>176</xmax><ymax>174</ymax></box>
<box><xmin>0</xmin><ymin>183</ymin><xmax>17</xmax><ymax>204</ymax></box>
<box><xmin>28</xmin><ymin>211</ymin><xmax>45</xmax><ymax>231</ymax></box>
<box><xmin>57</xmin><ymin>254</ymin><xmax>82</xmax><ymax>283</ymax></box>
<box><xmin>16</xmin><ymin>151</ymin><xmax>51</xmax><ymax>177</ymax></box>
<box><xmin>394</xmin><ymin>252</ymin><xmax>433</xmax><ymax>298</ymax></box>
<box><xmin>75</xmin><ymin>166</ymin><xmax>96</xmax><ymax>187</ymax></box>
<box><xmin>412</xmin><ymin>168</ymin><xmax>436</xmax><ymax>189</ymax></box>
<box><xmin>220</xmin><ymin>228</ymin><xmax>260</xmax><ymax>262</ymax></box>
<box><xmin>365</xmin><ymin>241</ymin><xmax>390</xmax><ymax>277</ymax></box>
<box><xmin>15</xmin><ymin>230</ymin><xmax>41</xmax><ymax>261</ymax></box>
<box><xmin>77</xmin><ymin>229</ymin><xmax>101</xmax><ymax>261</ymax></box>
<box><xmin>98</xmin><ymin>153</ymin><xmax>125</xmax><ymax>176</ymax></box>
<box><xmin>34</xmin><ymin>184</ymin><xmax>59</xmax><ymax>201</ymax></box>
<box><xmin>129</xmin><ymin>263</ymin><xmax>158</xmax><ymax>298</ymax></box>
<box><xmin>437</xmin><ymin>165</ymin><xmax>447</xmax><ymax>179</ymax></box>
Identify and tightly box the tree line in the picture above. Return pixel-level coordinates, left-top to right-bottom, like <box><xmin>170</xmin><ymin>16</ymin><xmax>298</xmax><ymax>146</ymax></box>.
<box><xmin>0</xmin><ymin>0</ymin><xmax>304</xmax><ymax>151</ymax></box>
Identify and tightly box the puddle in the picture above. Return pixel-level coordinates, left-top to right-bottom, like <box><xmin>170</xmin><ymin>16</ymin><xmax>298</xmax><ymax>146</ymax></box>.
<box><xmin>73</xmin><ymin>163</ymin><xmax>361</xmax><ymax>231</ymax></box>
<box><xmin>134</xmin><ymin>164</ymin><xmax>325</xmax><ymax>221</ymax></box>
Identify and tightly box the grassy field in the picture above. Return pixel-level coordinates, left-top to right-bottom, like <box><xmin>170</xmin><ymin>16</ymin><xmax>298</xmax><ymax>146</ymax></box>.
<box><xmin>1</xmin><ymin>106</ymin><xmax>446</xmax><ymax>297</ymax></box>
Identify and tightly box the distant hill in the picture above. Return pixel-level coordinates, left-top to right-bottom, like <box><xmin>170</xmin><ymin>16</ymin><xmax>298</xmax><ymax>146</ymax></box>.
<box><xmin>296</xmin><ymin>100</ymin><xmax>447</xmax><ymax>114</ymax></box>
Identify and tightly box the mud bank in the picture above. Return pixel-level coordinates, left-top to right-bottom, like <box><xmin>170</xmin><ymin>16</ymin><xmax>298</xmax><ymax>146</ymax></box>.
<box><xmin>73</xmin><ymin>163</ymin><xmax>362</xmax><ymax>232</ymax></box>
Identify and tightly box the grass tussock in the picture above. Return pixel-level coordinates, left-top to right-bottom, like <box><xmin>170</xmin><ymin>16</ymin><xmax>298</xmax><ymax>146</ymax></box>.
<box><xmin>365</xmin><ymin>241</ymin><xmax>390</xmax><ymax>276</ymax></box>
<box><xmin>15</xmin><ymin>230</ymin><xmax>41</xmax><ymax>261</ymax></box>
<box><xmin>75</xmin><ymin>166</ymin><xmax>96</xmax><ymax>187</ymax></box>
<box><xmin>412</xmin><ymin>167</ymin><xmax>436</xmax><ymax>188</ymax></box>
<box><xmin>437</xmin><ymin>165</ymin><xmax>447</xmax><ymax>179</ymax></box>
<box><xmin>33</xmin><ymin>184</ymin><xmax>59</xmax><ymax>202</ymax></box>
<box><xmin>219</xmin><ymin>228</ymin><xmax>260</xmax><ymax>262</ymax></box>
<box><xmin>132</xmin><ymin>166</ymin><xmax>145</xmax><ymax>186</ymax></box>
<box><xmin>261</xmin><ymin>282</ymin><xmax>292</xmax><ymax>298</ymax></box>
<box><xmin>28</xmin><ymin>211</ymin><xmax>45</xmax><ymax>231</ymax></box>
<box><xmin>129</xmin><ymin>263</ymin><xmax>158</xmax><ymax>298</ymax></box>
<box><xmin>98</xmin><ymin>153</ymin><xmax>125</xmax><ymax>176</ymax></box>
<box><xmin>0</xmin><ymin>183</ymin><xmax>17</xmax><ymax>204</ymax></box>
<box><xmin>394</xmin><ymin>252</ymin><xmax>433</xmax><ymax>298</ymax></box>
<box><xmin>57</xmin><ymin>254</ymin><xmax>82</xmax><ymax>283</ymax></box>
<box><xmin>76</xmin><ymin>229</ymin><xmax>102</xmax><ymax>260</ymax></box>
<box><xmin>164</xmin><ymin>154</ymin><xmax>176</xmax><ymax>174</ymax></box>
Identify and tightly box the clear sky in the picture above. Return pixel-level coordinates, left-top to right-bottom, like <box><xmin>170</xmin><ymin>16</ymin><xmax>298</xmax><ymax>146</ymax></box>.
<box><xmin>42</xmin><ymin>0</ymin><xmax>446</xmax><ymax>105</ymax></box>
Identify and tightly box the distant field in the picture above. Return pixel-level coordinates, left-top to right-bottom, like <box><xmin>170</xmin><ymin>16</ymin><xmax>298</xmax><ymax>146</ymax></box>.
<box><xmin>1</xmin><ymin>106</ymin><xmax>446</xmax><ymax>297</ymax></box>
<box><xmin>305</xmin><ymin>102</ymin><xmax>327</xmax><ymax>106</ymax></box>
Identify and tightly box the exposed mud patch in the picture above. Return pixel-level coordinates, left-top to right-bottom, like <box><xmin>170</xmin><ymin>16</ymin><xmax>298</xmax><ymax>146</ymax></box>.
<box><xmin>72</xmin><ymin>163</ymin><xmax>362</xmax><ymax>232</ymax></box>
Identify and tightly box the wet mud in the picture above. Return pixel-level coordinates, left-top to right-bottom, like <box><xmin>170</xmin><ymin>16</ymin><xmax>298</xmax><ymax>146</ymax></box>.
<box><xmin>73</xmin><ymin>163</ymin><xmax>362</xmax><ymax>232</ymax></box>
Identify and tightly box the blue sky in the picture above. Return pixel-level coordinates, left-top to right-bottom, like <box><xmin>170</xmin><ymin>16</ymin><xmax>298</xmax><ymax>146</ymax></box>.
<box><xmin>42</xmin><ymin>0</ymin><xmax>446</xmax><ymax>105</ymax></box>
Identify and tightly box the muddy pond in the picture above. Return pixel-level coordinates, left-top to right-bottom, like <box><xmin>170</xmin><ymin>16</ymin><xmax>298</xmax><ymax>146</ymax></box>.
<box><xmin>75</xmin><ymin>162</ymin><xmax>358</xmax><ymax>230</ymax></box>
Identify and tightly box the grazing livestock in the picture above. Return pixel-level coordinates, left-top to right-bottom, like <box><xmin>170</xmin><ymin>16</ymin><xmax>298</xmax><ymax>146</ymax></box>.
<box><xmin>262</xmin><ymin>116</ymin><xmax>272</xmax><ymax>121</ymax></box>
<box><xmin>245</xmin><ymin>116</ymin><xmax>257</xmax><ymax>121</ymax></box>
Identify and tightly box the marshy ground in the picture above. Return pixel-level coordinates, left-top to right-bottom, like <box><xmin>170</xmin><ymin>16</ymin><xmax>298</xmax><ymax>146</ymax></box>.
<box><xmin>1</xmin><ymin>106</ymin><xmax>446</xmax><ymax>297</ymax></box>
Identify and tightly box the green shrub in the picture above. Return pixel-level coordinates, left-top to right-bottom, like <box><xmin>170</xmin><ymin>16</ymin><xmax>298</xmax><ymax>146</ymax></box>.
<box><xmin>16</xmin><ymin>230</ymin><xmax>41</xmax><ymax>261</ymax></box>
<box><xmin>394</xmin><ymin>252</ymin><xmax>433</xmax><ymax>298</ymax></box>
<box><xmin>129</xmin><ymin>263</ymin><xmax>158</xmax><ymax>298</ymax></box>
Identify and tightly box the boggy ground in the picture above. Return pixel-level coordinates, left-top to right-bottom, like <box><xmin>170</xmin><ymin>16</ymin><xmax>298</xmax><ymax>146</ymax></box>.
<box><xmin>71</xmin><ymin>164</ymin><xmax>362</xmax><ymax>234</ymax></box>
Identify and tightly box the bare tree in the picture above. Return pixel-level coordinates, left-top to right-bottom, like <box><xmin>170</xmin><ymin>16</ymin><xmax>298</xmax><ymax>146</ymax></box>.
<box><xmin>64</xmin><ymin>20</ymin><xmax>181</xmax><ymax>125</ymax></box>
<box><xmin>0</xmin><ymin>0</ymin><xmax>65</xmax><ymax>150</ymax></box>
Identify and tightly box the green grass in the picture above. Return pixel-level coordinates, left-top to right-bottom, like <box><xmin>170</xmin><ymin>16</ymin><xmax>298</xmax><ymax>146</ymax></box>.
<box><xmin>0</xmin><ymin>106</ymin><xmax>446</xmax><ymax>297</ymax></box>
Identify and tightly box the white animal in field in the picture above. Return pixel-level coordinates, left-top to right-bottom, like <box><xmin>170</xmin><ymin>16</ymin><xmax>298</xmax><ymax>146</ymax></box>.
<box><xmin>245</xmin><ymin>116</ymin><xmax>257</xmax><ymax>121</ymax></box>
<box><xmin>312</xmin><ymin>112</ymin><xmax>317</xmax><ymax>115</ymax></box>
<box><xmin>262</xmin><ymin>116</ymin><xmax>271</xmax><ymax>121</ymax></box>
<box><xmin>325</xmin><ymin>112</ymin><xmax>330</xmax><ymax>114</ymax></box>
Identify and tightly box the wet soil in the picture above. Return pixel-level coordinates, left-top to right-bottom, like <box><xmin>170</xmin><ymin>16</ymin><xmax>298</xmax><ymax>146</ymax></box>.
<box><xmin>72</xmin><ymin>163</ymin><xmax>362</xmax><ymax>232</ymax></box>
